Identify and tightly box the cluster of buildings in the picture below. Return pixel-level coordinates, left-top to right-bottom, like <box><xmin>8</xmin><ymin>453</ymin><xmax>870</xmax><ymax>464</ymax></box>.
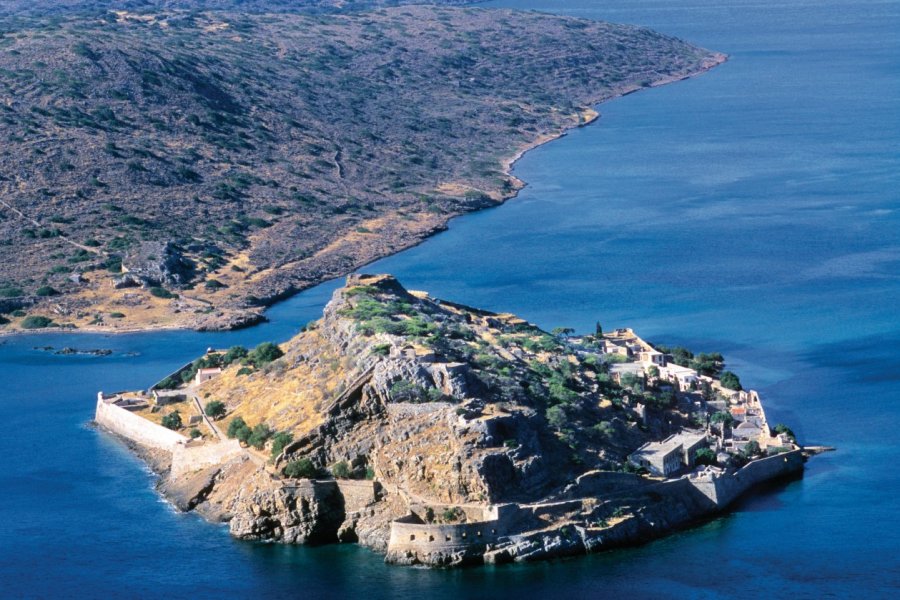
<box><xmin>580</xmin><ymin>329</ymin><xmax>796</xmax><ymax>478</ymax></box>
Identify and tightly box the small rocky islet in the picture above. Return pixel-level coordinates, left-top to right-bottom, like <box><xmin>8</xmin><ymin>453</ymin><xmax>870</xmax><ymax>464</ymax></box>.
<box><xmin>96</xmin><ymin>274</ymin><xmax>817</xmax><ymax>567</ymax></box>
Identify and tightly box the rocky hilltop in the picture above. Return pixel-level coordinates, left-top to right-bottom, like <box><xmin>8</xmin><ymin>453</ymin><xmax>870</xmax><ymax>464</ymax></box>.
<box><xmin>96</xmin><ymin>274</ymin><xmax>809</xmax><ymax>567</ymax></box>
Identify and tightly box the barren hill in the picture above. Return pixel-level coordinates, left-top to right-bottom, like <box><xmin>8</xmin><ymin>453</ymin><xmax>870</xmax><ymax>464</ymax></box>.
<box><xmin>0</xmin><ymin>7</ymin><xmax>723</xmax><ymax>332</ymax></box>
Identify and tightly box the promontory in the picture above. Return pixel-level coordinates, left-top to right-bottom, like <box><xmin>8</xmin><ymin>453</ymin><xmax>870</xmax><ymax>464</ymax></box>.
<box><xmin>0</xmin><ymin>4</ymin><xmax>724</xmax><ymax>334</ymax></box>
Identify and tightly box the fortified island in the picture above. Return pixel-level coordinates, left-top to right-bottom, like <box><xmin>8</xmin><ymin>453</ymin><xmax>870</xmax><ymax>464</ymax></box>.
<box><xmin>95</xmin><ymin>274</ymin><xmax>817</xmax><ymax>567</ymax></box>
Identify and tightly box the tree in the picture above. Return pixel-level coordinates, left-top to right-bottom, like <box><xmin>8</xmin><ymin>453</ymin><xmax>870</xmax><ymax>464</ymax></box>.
<box><xmin>161</xmin><ymin>410</ymin><xmax>182</xmax><ymax>430</ymax></box>
<box><xmin>710</xmin><ymin>411</ymin><xmax>735</xmax><ymax>427</ymax></box>
<box><xmin>283</xmin><ymin>458</ymin><xmax>318</xmax><ymax>479</ymax></box>
<box><xmin>546</xmin><ymin>405</ymin><xmax>567</xmax><ymax>429</ymax></box>
<box><xmin>551</xmin><ymin>327</ymin><xmax>575</xmax><ymax>339</ymax></box>
<box><xmin>222</xmin><ymin>345</ymin><xmax>248</xmax><ymax>364</ymax></box>
<box><xmin>773</xmin><ymin>423</ymin><xmax>797</xmax><ymax>442</ymax></box>
<box><xmin>270</xmin><ymin>431</ymin><xmax>293</xmax><ymax>459</ymax></box>
<box><xmin>247</xmin><ymin>342</ymin><xmax>283</xmax><ymax>366</ymax></box>
<box><xmin>331</xmin><ymin>461</ymin><xmax>352</xmax><ymax>479</ymax></box>
<box><xmin>694</xmin><ymin>447</ymin><xmax>717</xmax><ymax>466</ymax></box>
<box><xmin>248</xmin><ymin>423</ymin><xmax>273</xmax><ymax>450</ymax></box>
<box><xmin>595</xmin><ymin>321</ymin><xmax>603</xmax><ymax>336</ymax></box>
<box><xmin>227</xmin><ymin>416</ymin><xmax>252</xmax><ymax>442</ymax></box>
<box><xmin>720</xmin><ymin>371</ymin><xmax>742</xmax><ymax>391</ymax></box>
<box><xmin>741</xmin><ymin>440</ymin><xmax>761</xmax><ymax>458</ymax></box>
<box><xmin>204</xmin><ymin>400</ymin><xmax>226</xmax><ymax>420</ymax></box>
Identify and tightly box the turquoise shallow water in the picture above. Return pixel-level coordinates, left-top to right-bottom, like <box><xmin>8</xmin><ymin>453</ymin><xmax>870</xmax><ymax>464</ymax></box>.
<box><xmin>2</xmin><ymin>0</ymin><xmax>899</xmax><ymax>597</ymax></box>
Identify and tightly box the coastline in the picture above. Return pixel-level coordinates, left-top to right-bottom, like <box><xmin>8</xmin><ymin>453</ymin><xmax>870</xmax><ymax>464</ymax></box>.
<box><xmin>0</xmin><ymin>52</ymin><xmax>727</xmax><ymax>339</ymax></box>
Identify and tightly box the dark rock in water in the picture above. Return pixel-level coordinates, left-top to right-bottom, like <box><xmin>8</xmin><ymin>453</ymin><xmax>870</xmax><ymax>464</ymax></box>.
<box><xmin>34</xmin><ymin>345</ymin><xmax>114</xmax><ymax>356</ymax></box>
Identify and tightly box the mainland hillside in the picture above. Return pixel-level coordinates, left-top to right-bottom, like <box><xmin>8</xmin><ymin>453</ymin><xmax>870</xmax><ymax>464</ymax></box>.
<box><xmin>0</xmin><ymin>0</ymin><xmax>474</xmax><ymax>18</ymax></box>
<box><xmin>0</xmin><ymin>6</ymin><xmax>723</xmax><ymax>332</ymax></box>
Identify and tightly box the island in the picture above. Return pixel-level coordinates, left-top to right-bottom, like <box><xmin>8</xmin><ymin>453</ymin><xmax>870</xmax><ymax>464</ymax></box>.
<box><xmin>95</xmin><ymin>274</ymin><xmax>818</xmax><ymax>567</ymax></box>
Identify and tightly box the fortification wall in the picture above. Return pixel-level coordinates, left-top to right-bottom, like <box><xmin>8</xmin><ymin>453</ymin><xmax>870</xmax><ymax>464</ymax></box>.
<box><xmin>95</xmin><ymin>393</ymin><xmax>187</xmax><ymax>451</ymax></box>
<box><xmin>171</xmin><ymin>439</ymin><xmax>244</xmax><ymax>477</ymax></box>
<box><xmin>388</xmin><ymin>515</ymin><xmax>503</xmax><ymax>557</ymax></box>
<box><xmin>335</xmin><ymin>480</ymin><xmax>377</xmax><ymax>512</ymax></box>
<box><xmin>690</xmin><ymin>450</ymin><xmax>804</xmax><ymax>507</ymax></box>
<box><xmin>563</xmin><ymin>471</ymin><xmax>651</xmax><ymax>499</ymax></box>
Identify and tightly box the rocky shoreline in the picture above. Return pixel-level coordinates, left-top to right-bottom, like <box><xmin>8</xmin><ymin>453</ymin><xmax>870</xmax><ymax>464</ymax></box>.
<box><xmin>2</xmin><ymin>53</ymin><xmax>726</xmax><ymax>337</ymax></box>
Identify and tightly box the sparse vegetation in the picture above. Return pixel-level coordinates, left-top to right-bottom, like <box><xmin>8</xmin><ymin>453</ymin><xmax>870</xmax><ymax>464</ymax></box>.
<box><xmin>21</xmin><ymin>315</ymin><xmax>54</xmax><ymax>329</ymax></box>
<box><xmin>161</xmin><ymin>410</ymin><xmax>182</xmax><ymax>430</ymax></box>
<box><xmin>0</xmin><ymin>7</ymin><xmax>716</xmax><ymax>329</ymax></box>
<box><xmin>331</xmin><ymin>461</ymin><xmax>352</xmax><ymax>479</ymax></box>
<box><xmin>284</xmin><ymin>458</ymin><xmax>318</xmax><ymax>479</ymax></box>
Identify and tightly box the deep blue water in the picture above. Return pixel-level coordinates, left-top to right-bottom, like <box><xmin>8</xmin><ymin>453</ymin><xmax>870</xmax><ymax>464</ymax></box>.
<box><xmin>2</xmin><ymin>0</ymin><xmax>899</xmax><ymax>597</ymax></box>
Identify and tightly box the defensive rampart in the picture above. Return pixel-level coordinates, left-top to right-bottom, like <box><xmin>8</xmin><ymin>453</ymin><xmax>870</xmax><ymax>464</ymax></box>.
<box><xmin>689</xmin><ymin>449</ymin><xmax>805</xmax><ymax>507</ymax></box>
<box><xmin>171</xmin><ymin>440</ymin><xmax>244</xmax><ymax>477</ymax></box>
<box><xmin>95</xmin><ymin>392</ymin><xmax>188</xmax><ymax>451</ymax></box>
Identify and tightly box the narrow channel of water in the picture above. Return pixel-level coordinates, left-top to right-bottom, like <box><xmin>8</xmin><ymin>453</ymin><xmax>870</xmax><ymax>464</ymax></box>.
<box><xmin>2</xmin><ymin>0</ymin><xmax>899</xmax><ymax>597</ymax></box>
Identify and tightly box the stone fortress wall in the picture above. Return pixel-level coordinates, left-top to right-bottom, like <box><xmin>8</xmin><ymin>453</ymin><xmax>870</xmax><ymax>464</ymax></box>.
<box><xmin>690</xmin><ymin>448</ymin><xmax>805</xmax><ymax>507</ymax></box>
<box><xmin>385</xmin><ymin>450</ymin><xmax>805</xmax><ymax>564</ymax></box>
<box><xmin>96</xmin><ymin>392</ymin><xmax>248</xmax><ymax>478</ymax></box>
<box><xmin>171</xmin><ymin>439</ymin><xmax>244</xmax><ymax>477</ymax></box>
<box><xmin>95</xmin><ymin>392</ymin><xmax>188</xmax><ymax>450</ymax></box>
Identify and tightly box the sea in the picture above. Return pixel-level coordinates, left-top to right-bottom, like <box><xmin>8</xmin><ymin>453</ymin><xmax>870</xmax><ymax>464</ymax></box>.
<box><xmin>1</xmin><ymin>0</ymin><xmax>898</xmax><ymax>597</ymax></box>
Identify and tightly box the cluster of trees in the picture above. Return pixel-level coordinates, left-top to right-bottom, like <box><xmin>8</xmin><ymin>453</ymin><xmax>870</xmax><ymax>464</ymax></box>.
<box><xmin>655</xmin><ymin>345</ymin><xmax>725</xmax><ymax>377</ymax></box>
<box><xmin>282</xmin><ymin>458</ymin><xmax>359</xmax><ymax>480</ymax></box>
<box><xmin>156</xmin><ymin>342</ymin><xmax>284</xmax><ymax>389</ymax></box>
<box><xmin>719</xmin><ymin>371</ymin><xmax>742</xmax><ymax>391</ymax></box>
<box><xmin>226</xmin><ymin>416</ymin><xmax>294</xmax><ymax>459</ymax></box>
<box><xmin>389</xmin><ymin>379</ymin><xmax>443</xmax><ymax>403</ymax></box>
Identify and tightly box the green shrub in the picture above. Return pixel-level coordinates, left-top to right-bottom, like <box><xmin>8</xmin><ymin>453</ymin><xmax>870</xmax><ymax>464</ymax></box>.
<box><xmin>149</xmin><ymin>287</ymin><xmax>177</xmax><ymax>299</ymax></box>
<box><xmin>248</xmin><ymin>423</ymin><xmax>273</xmax><ymax>450</ymax></box>
<box><xmin>161</xmin><ymin>410</ymin><xmax>182</xmax><ymax>430</ymax></box>
<box><xmin>370</xmin><ymin>343</ymin><xmax>391</xmax><ymax>356</ymax></box>
<box><xmin>35</xmin><ymin>286</ymin><xmax>58</xmax><ymax>297</ymax></box>
<box><xmin>710</xmin><ymin>411</ymin><xmax>735</xmax><ymax>427</ymax></box>
<box><xmin>773</xmin><ymin>423</ymin><xmax>797</xmax><ymax>442</ymax></box>
<box><xmin>546</xmin><ymin>405</ymin><xmax>567</xmax><ymax>429</ymax></box>
<box><xmin>226</xmin><ymin>416</ymin><xmax>251</xmax><ymax>442</ymax></box>
<box><xmin>720</xmin><ymin>371</ymin><xmax>742</xmax><ymax>391</ymax></box>
<box><xmin>204</xmin><ymin>400</ymin><xmax>226</xmax><ymax>420</ymax></box>
<box><xmin>11</xmin><ymin>310</ymin><xmax>26</xmax><ymax>317</ymax></box>
<box><xmin>283</xmin><ymin>458</ymin><xmax>317</xmax><ymax>479</ymax></box>
<box><xmin>270</xmin><ymin>431</ymin><xmax>293</xmax><ymax>459</ymax></box>
<box><xmin>222</xmin><ymin>346</ymin><xmax>248</xmax><ymax>364</ymax></box>
<box><xmin>21</xmin><ymin>315</ymin><xmax>54</xmax><ymax>329</ymax></box>
<box><xmin>109</xmin><ymin>312</ymin><xmax>125</xmax><ymax>319</ymax></box>
<box><xmin>247</xmin><ymin>342</ymin><xmax>283</xmax><ymax>366</ymax></box>
<box><xmin>694</xmin><ymin>447</ymin><xmax>717</xmax><ymax>466</ymax></box>
<box><xmin>0</xmin><ymin>286</ymin><xmax>24</xmax><ymax>298</ymax></box>
<box><xmin>189</xmin><ymin>428</ymin><xmax>202</xmax><ymax>439</ymax></box>
<box><xmin>236</xmin><ymin>366</ymin><xmax>253</xmax><ymax>376</ymax></box>
<box><xmin>331</xmin><ymin>461</ymin><xmax>352</xmax><ymax>479</ymax></box>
